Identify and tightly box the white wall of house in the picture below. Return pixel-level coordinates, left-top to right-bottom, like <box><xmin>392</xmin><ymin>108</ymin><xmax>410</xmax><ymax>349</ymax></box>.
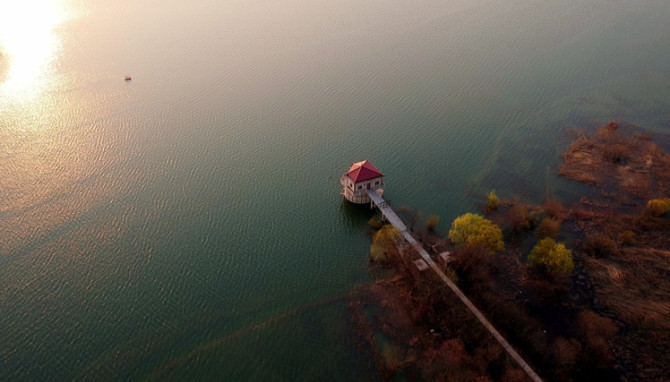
<box><xmin>341</xmin><ymin>175</ymin><xmax>384</xmax><ymax>203</ymax></box>
<box><xmin>352</xmin><ymin>177</ymin><xmax>383</xmax><ymax>194</ymax></box>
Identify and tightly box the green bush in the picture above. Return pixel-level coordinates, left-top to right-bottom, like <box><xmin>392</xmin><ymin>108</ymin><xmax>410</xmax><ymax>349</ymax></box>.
<box><xmin>529</xmin><ymin>238</ymin><xmax>574</xmax><ymax>275</ymax></box>
<box><xmin>448</xmin><ymin>213</ymin><xmax>504</xmax><ymax>254</ymax></box>
<box><xmin>487</xmin><ymin>190</ymin><xmax>500</xmax><ymax>210</ymax></box>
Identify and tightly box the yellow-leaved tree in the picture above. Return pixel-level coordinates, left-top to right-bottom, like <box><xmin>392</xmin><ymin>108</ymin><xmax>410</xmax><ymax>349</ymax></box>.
<box><xmin>370</xmin><ymin>225</ymin><xmax>401</xmax><ymax>262</ymax></box>
<box><xmin>448</xmin><ymin>213</ymin><xmax>504</xmax><ymax>254</ymax></box>
<box><xmin>645</xmin><ymin>198</ymin><xmax>670</xmax><ymax>217</ymax></box>
<box><xmin>529</xmin><ymin>238</ymin><xmax>574</xmax><ymax>275</ymax></box>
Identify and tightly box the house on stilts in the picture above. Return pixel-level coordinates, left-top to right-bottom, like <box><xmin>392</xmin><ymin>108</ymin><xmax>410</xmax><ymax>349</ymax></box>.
<box><xmin>340</xmin><ymin>160</ymin><xmax>385</xmax><ymax>204</ymax></box>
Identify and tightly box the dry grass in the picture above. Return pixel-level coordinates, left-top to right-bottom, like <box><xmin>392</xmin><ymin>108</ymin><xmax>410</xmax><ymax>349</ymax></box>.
<box><xmin>559</xmin><ymin>122</ymin><xmax>670</xmax><ymax>200</ymax></box>
<box><xmin>573</xmin><ymin>311</ymin><xmax>617</xmax><ymax>368</ymax></box>
<box><xmin>585</xmin><ymin>248</ymin><xmax>670</xmax><ymax>330</ymax></box>
<box><xmin>569</xmin><ymin>199</ymin><xmax>670</xmax><ymax>332</ymax></box>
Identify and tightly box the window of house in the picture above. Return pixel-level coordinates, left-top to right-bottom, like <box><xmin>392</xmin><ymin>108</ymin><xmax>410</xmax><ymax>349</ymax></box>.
<box><xmin>358</xmin><ymin>185</ymin><xmax>362</xmax><ymax>189</ymax></box>
<box><xmin>375</xmin><ymin>181</ymin><xmax>379</xmax><ymax>185</ymax></box>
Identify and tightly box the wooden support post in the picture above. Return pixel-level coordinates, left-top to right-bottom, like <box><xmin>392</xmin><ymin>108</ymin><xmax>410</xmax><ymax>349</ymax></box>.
<box><xmin>411</xmin><ymin>259</ymin><xmax>429</xmax><ymax>279</ymax></box>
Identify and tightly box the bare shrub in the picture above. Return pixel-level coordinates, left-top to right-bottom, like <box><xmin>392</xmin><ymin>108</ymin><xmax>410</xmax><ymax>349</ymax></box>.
<box><xmin>537</xmin><ymin>217</ymin><xmax>561</xmax><ymax>239</ymax></box>
<box><xmin>574</xmin><ymin>311</ymin><xmax>617</xmax><ymax>368</ymax></box>
<box><xmin>528</xmin><ymin>277</ymin><xmax>570</xmax><ymax>305</ymax></box>
<box><xmin>605</xmin><ymin>121</ymin><xmax>619</xmax><ymax>131</ymax></box>
<box><xmin>508</xmin><ymin>205</ymin><xmax>531</xmax><ymax>231</ymax></box>
<box><xmin>501</xmin><ymin>369</ymin><xmax>527</xmax><ymax>382</ymax></box>
<box><xmin>603</xmin><ymin>144</ymin><xmax>632</xmax><ymax>164</ymax></box>
<box><xmin>618</xmin><ymin>230</ymin><xmax>635</xmax><ymax>245</ymax></box>
<box><xmin>442</xmin><ymin>338</ymin><xmax>468</xmax><ymax>368</ymax></box>
<box><xmin>543</xmin><ymin>199</ymin><xmax>564</xmax><ymax>219</ymax></box>
<box><xmin>398</xmin><ymin>205</ymin><xmax>421</xmax><ymax>231</ymax></box>
<box><xmin>575</xmin><ymin>309</ymin><xmax>618</xmax><ymax>336</ymax></box>
<box><xmin>452</xmin><ymin>247</ymin><xmax>493</xmax><ymax>295</ymax></box>
<box><xmin>419</xmin><ymin>336</ymin><xmax>479</xmax><ymax>381</ymax></box>
<box><xmin>551</xmin><ymin>337</ymin><xmax>582</xmax><ymax>369</ymax></box>
<box><xmin>584</xmin><ymin>233</ymin><xmax>619</xmax><ymax>258</ymax></box>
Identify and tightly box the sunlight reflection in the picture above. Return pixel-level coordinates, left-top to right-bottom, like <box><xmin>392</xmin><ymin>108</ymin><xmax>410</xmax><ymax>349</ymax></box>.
<box><xmin>0</xmin><ymin>0</ymin><xmax>69</xmax><ymax>102</ymax></box>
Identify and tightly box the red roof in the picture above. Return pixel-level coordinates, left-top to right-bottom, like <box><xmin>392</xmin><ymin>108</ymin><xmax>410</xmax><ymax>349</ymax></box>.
<box><xmin>345</xmin><ymin>160</ymin><xmax>384</xmax><ymax>183</ymax></box>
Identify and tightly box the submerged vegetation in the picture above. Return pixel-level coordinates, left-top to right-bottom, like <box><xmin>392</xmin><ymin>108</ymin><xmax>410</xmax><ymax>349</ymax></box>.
<box><xmin>367</xmin><ymin>215</ymin><xmax>384</xmax><ymax>230</ymax></box>
<box><xmin>487</xmin><ymin>189</ymin><xmax>500</xmax><ymax>211</ymax></box>
<box><xmin>559</xmin><ymin>121</ymin><xmax>670</xmax><ymax>201</ymax></box>
<box><xmin>426</xmin><ymin>214</ymin><xmax>440</xmax><ymax>231</ymax></box>
<box><xmin>353</xmin><ymin>122</ymin><xmax>670</xmax><ymax>381</ymax></box>
<box><xmin>537</xmin><ymin>217</ymin><xmax>561</xmax><ymax>239</ymax></box>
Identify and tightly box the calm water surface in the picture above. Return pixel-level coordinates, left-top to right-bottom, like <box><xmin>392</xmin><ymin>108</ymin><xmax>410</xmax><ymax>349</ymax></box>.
<box><xmin>1</xmin><ymin>0</ymin><xmax>669</xmax><ymax>380</ymax></box>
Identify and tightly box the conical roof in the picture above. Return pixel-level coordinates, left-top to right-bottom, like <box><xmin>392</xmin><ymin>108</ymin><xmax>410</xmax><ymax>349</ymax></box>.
<box><xmin>345</xmin><ymin>160</ymin><xmax>384</xmax><ymax>183</ymax></box>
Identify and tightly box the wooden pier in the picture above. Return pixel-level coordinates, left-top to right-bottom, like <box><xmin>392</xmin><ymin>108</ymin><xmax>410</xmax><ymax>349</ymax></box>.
<box><xmin>366</xmin><ymin>190</ymin><xmax>543</xmax><ymax>382</ymax></box>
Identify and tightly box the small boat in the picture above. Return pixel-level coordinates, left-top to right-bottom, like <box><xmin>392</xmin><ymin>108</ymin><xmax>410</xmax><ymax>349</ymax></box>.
<box><xmin>125</xmin><ymin>76</ymin><xmax>132</xmax><ymax>81</ymax></box>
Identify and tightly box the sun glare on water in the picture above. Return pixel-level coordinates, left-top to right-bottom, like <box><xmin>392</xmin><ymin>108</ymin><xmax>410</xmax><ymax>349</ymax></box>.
<box><xmin>0</xmin><ymin>0</ymin><xmax>70</xmax><ymax>103</ymax></box>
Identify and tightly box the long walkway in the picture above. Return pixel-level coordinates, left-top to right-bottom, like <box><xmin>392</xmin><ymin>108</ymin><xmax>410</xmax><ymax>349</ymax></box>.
<box><xmin>366</xmin><ymin>190</ymin><xmax>543</xmax><ymax>382</ymax></box>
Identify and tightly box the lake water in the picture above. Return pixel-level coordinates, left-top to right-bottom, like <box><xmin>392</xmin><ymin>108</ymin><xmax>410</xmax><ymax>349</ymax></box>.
<box><xmin>1</xmin><ymin>0</ymin><xmax>669</xmax><ymax>380</ymax></box>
